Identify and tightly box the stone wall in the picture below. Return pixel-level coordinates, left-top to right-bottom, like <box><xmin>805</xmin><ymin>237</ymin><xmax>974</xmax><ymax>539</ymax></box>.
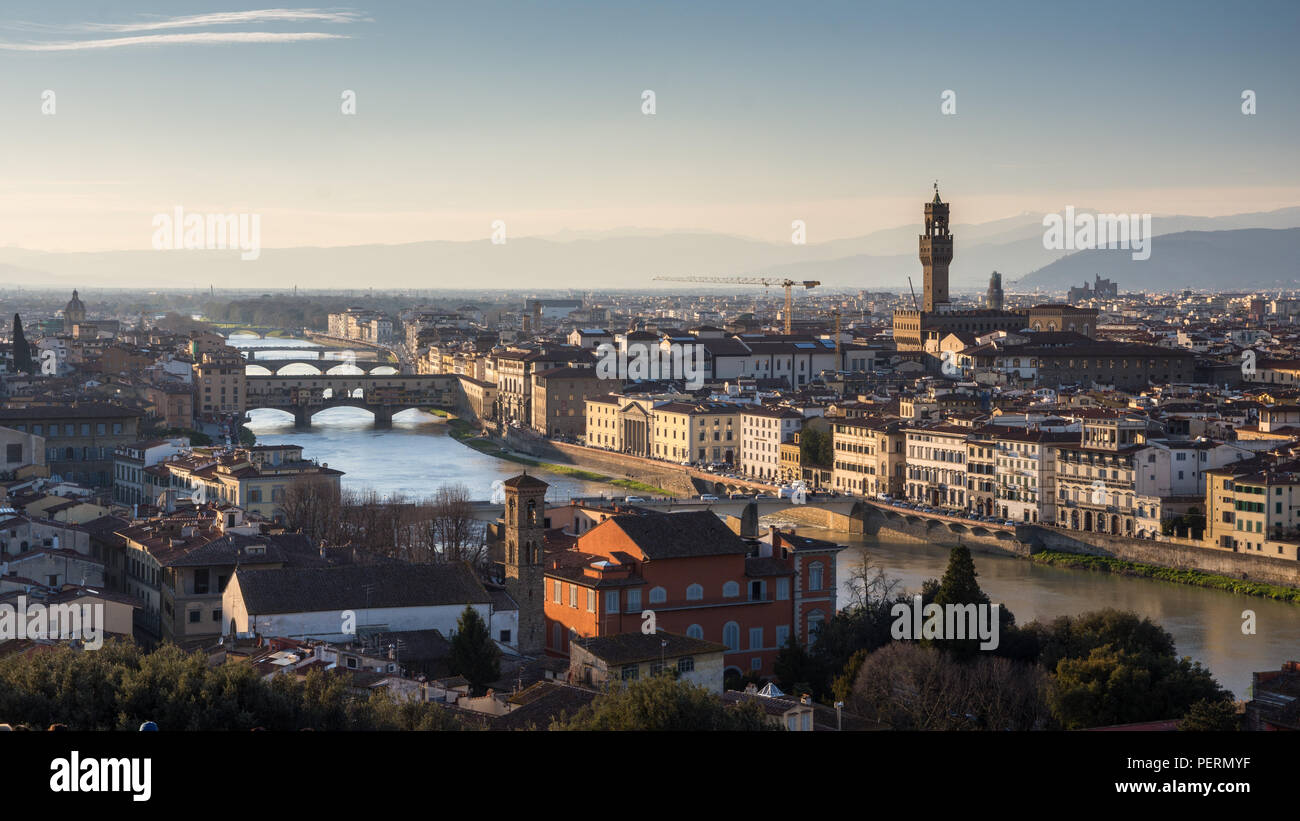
<box><xmin>1022</xmin><ymin>526</ymin><xmax>1300</xmax><ymax>589</ymax></box>
<box><xmin>501</xmin><ymin>433</ymin><xmax>699</xmax><ymax>498</ymax></box>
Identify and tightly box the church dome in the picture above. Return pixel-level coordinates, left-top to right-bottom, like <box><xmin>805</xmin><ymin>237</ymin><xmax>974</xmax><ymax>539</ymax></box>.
<box><xmin>65</xmin><ymin>289</ymin><xmax>85</xmax><ymax>315</ymax></box>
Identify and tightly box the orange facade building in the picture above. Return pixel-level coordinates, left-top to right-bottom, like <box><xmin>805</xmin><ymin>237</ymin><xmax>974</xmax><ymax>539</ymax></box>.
<box><xmin>538</xmin><ymin>503</ymin><xmax>842</xmax><ymax>679</ymax></box>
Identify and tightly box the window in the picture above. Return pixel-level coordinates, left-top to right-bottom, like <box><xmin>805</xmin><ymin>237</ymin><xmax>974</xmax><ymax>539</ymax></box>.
<box><xmin>188</xmin><ymin>610</ymin><xmax>201</xmax><ymax>624</ymax></box>
<box><xmin>686</xmin><ymin>624</ymin><xmax>703</xmax><ymax>639</ymax></box>
<box><xmin>809</xmin><ymin>562</ymin><xmax>824</xmax><ymax>591</ymax></box>
<box><xmin>748</xmin><ymin>627</ymin><xmax>763</xmax><ymax>650</ymax></box>
<box><xmin>775</xmin><ymin>625</ymin><xmax>790</xmax><ymax>647</ymax></box>
<box><xmin>776</xmin><ymin>578</ymin><xmax>790</xmax><ymax>600</ymax></box>
<box><xmin>499</xmin><ymin>630</ymin><xmax>511</xmax><ymax>644</ymax></box>
<box><xmin>587</xmin><ymin>589</ymin><xmax>596</xmax><ymax>612</ymax></box>
<box><xmin>723</xmin><ymin>622</ymin><xmax>740</xmax><ymax>651</ymax></box>
<box><xmin>621</xmin><ymin>665</ymin><xmax>639</xmax><ymax>681</ymax></box>
<box><xmin>676</xmin><ymin>656</ymin><xmax>694</xmax><ymax>673</ymax></box>
<box><xmin>604</xmin><ymin>591</ymin><xmax>619</xmax><ymax>614</ymax></box>
<box><xmin>649</xmin><ymin>586</ymin><xmax>667</xmax><ymax>604</ymax></box>
<box><xmin>212</xmin><ymin>609</ymin><xmax>221</xmax><ymax>622</ymax></box>
<box><xmin>626</xmin><ymin>588</ymin><xmax>641</xmax><ymax>612</ymax></box>
<box><xmin>569</xmin><ymin>584</ymin><xmax>577</xmax><ymax>608</ymax></box>
<box><xmin>722</xmin><ymin>581</ymin><xmax>739</xmax><ymax>598</ymax></box>
<box><xmin>807</xmin><ymin>610</ymin><xmax>825</xmax><ymax>644</ymax></box>
<box><xmin>5</xmin><ymin>444</ymin><xmax>21</xmax><ymax>463</ymax></box>
<box><xmin>685</xmin><ymin>583</ymin><xmax>703</xmax><ymax>601</ymax></box>
<box><xmin>552</xmin><ymin>580</ymin><xmax>562</xmax><ymax>603</ymax></box>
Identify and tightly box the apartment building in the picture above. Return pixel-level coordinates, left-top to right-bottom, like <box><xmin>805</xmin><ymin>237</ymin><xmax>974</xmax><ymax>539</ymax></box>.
<box><xmin>0</xmin><ymin>403</ymin><xmax>143</xmax><ymax>488</ymax></box>
<box><xmin>194</xmin><ymin>349</ymin><xmax>247</xmax><ymax>418</ymax></box>
<box><xmin>1053</xmin><ymin>416</ymin><xmax>1147</xmax><ymax>536</ymax></box>
<box><xmin>541</xmin><ymin>509</ymin><xmax>841</xmax><ymax>677</ymax></box>
<box><xmin>989</xmin><ymin>428</ymin><xmax>1074</xmax><ymax>523</ymax></box>
<box><xmin>651</xmin><ymin>402</ymin><xmax>740</xmax><ymax>465</ymax></box>
<box><xmin>740</xmin><ymin>407</ymin><xmax>803</xmax><ymax>480</ymax></box>
<box><xmin>830</xmin><ymin>417</ymin><xmax>905</xmax><ymax>497</ymax></box>
<box><xmin>1203</xmin><ymin>461</ymin><xmax>1300</xmax><ymax>560</ymax></box>
<box><xmin>531</xmin><ymin>367</ymin><xmax>620</xmax><ymax>439</ymax></box>
<box><xmin>905</xmin><ymin>424</ymin><xmax>970</xmax><ymax>510</ymax></box>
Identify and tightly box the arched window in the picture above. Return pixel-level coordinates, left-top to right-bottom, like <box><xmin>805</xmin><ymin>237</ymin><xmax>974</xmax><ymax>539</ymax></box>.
<box><xmin>807</xmin><ymin>610</ymin><xmax>825</xmax><ymax>644</ymax></box>
<box><xmin>808</xmin><ymin>562</ymin><xmax>824</xmax><ymax>591</ymax></box>
<box><xmin>685</xmin><ymin>583</ymin><xmax>703</xmax><ymax>601</ymax></box>
<box><xmin>649</xmin><ymin>586</ymin><xmax>667</xmax><ymax>604</ymax></box>
<box><xmin>526</xmin><ymin>499</ymin><xmax>537</xmax><ymax>525</ymax></box>
<box><xmin>723</xmin><ymin>622</ymin><xmax>740</xmax><ymax>650</ymax></box>
<box><xmin>722</xmin><ymin>581</ymin><xmax>740</xmax><ymax>598</ymax></box>
<box><xmin>686</xmin><ymin>624</ymin><xmax>703</xmax><ymax>640</ymax></box>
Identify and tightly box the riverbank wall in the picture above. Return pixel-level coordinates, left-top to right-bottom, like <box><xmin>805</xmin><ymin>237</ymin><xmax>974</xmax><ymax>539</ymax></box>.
<box><xmin>853</xmin><ymin>502</ymin><xmax>1300</xmax><ymax>588</ymax></box>
<box><xmin>1020</xmin><ymin>526</ymin><xmax>1300</xmax><ymax>589</ymax></box>
<box><xmin>500</xmin><ymin>432</ymin><xmax>699</xmax><ymax>498</ymax></box>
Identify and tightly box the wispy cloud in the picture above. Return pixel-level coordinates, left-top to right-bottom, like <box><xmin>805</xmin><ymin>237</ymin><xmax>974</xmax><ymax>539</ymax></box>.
<box><xmin>0</xmin><ymin>31</ymin><xmax>350</xmax><ymax>51</ymax></box>
<box><xmin>79</xmin><ymin>8</ymin><xmax>367</xmax><ymax>33</ymax></box>
<box><xmin>0</xmin><ymin>7</ymin><xmax>364</xmax><ymax>50</ymax></box>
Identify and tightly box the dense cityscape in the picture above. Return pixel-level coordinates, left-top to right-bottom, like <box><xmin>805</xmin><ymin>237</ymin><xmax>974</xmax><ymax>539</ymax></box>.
<box><xmin>0</xmin><ymin>0</ymin><xmax>1295</xmax><ymax>805</ymax></box>
<box><xmin>0</xmin><ymin>187</ymin><xmax>1296</xmax><ymax>741</ymax></box>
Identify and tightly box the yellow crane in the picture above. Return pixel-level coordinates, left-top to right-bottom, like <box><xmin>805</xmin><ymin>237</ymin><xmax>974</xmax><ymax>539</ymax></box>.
<box><xmin>652</xmin><ymin>276</ymin><xmax>820</xmax><ymax>335</ymax></box>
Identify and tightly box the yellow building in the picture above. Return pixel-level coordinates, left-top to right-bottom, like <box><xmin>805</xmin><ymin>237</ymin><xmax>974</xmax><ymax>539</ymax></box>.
<box><xmin>1203</xmin><ymin>462</ymin><xmax>1300</xmax><ymax>560</ymax></box>
<box><xmin>831</xmin><ymin>417</ymin><xmax>905</xmax><ymax>497</ymax></box>
<box><xmin>651</xmin><ymin>402</ymin><xmax>740</xmax><ymax>466</ymax></box>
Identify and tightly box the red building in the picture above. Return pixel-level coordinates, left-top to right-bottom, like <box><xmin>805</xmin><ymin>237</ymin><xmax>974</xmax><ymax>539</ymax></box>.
<box><xmin>539</xmin><ymin>503</ymin><xmax>843</xmax><ymax>679</ymax></box>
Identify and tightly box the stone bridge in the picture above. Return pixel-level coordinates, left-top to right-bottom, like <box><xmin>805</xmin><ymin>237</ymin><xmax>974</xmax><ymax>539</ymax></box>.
<box><xmin>245</xmin><ymin>373</ymin><xmax>460</xmax><ymax>429</ymax></box>
<box><xmin>244</xmin><ymin>358</ymin><xmax>399</xmax><ymax>376</ymax></box>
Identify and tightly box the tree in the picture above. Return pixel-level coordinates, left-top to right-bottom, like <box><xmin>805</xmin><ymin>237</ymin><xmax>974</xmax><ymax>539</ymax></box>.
<box><xmin>281</xmin><ymin>476</ymin><xmax>343</xmax><ymax>544</ymax></box>
<box><xmin>1179</xmin><ymin>698</ymin><xmax>1238</xmax><ymax>731</ymax></box>
<box><xmin>11</xmin><ymin>314</ymin><xmax>34</xmax><ymax>375</ymax></box>
<box><xmin>1048</xmin><ymin>645</ymin><xmax>1228</xmax><ymax>729</ymax></box>
<box><xmin>773</xmin><ymin>634</ymin><xmax>822</xmax><ymax>698</ymax></box>
<box><xmin>448</xmin><ymin>605</ymin><xmax>500</xmax><ymax>693</ymax></box>
<box><xmin>932</xmin><ymin>544</ymin><xmax>990</xmax><ymax>610</ymax></box>
<box><xmin>429</xmin><ymin>483</ymin><xmax>486</xmax><ymax>567</ymax></box>
<box><xmin>552</xmin><ymin>674</ymin><xmax>774</xmax><ymax>731</ymax></box>
<box><xmin>846</xmin><ymin>642</ymin><xmax>1051</xmax><ymax>730</ymax></box>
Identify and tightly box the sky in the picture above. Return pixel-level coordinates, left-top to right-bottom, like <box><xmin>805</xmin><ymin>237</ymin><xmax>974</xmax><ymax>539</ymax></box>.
<box><xmin>0</xmin><ymin>0</ymin><xmax>1297</xmax><ymax>252</ymax></box>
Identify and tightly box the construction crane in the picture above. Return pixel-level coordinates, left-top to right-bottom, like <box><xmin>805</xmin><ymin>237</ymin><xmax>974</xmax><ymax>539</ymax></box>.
<box><xmin>652</xmin><ymin>276</ymin><xmax>820</xmax><ymax>335</ymax></box>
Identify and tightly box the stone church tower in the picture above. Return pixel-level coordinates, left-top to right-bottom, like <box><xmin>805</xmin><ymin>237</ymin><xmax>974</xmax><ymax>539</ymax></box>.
<box><xmin>501</xmin><ymin>472</ymin><xmax>548</xmax><ymax>655</ymax></box>
<box><xmin>920</xmin><ymin>185</ymin><xmax>953</xmax><ymax>312</ymax></box>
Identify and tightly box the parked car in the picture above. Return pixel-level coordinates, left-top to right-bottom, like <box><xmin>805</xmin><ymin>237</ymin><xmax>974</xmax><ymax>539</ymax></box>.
<box><xmin>699</xmin><ymin>494</ymin><xmax>720</xmax><ymax>502</ymax></box>
<box><xmin>624</xmin><ymin>496</ymin><xmax>647</xmax><ymax>504</ymax></box>
<box><xmin>729</xmin><ymin>491</ymin><xmax>752</xmax><ymax>500</ymax></box>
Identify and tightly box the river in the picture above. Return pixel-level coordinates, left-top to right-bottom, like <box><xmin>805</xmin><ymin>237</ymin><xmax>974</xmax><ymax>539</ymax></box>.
<box><xmin>234</xmin><ymin>335</ymin><xmax>1298</xmax><ymax>698</ymax></box>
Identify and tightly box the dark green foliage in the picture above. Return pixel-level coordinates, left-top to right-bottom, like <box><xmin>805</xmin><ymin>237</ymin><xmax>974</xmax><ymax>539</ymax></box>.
<box><xmin>1030</xmin><ymin>551</ymin><xmax>1300</xmax><ymax>602</ymax></box>
<box><xmin>798</xmin><ymin>428</ymin><xmax>834</xmax><ymax>468</ymax></box>
<box><xmin>774</xmin><ymin>634</ymin><xmax>822</xmax><ymax>698</ymax></box>
<box><xmin>1032</xmin><ymin>609</ymin><xmax>1231</xmax><ymax>729</ymax></box>
<box><xmin>1179</xmin><ymin>698</ymin><xmax>1239</xmax><ymax>731</ymax></box>
<box><xmin>0</xmin><ymin>640</ymin><xmax>462</xmax><ymax>730</ymax></box>
<box><xmin>11</xmin><ymin>314</ymin><xmax>34</xmax><ymax>374</ymax></box>
<box><xmin>552</xmin><ymin>673</ymin><xmax>775</xmax><ymax>731</ymax></box>
<box><xmin>448</xmin><ymin>605</ymin><xmax>500</xmax><ymax>693</ymax></box>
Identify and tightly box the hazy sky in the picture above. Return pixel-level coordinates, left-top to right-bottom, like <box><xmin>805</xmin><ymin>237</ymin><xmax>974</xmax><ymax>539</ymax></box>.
<box><xmin>0</xmin><ymin>0</ymin><xmax>1297</xmax><ymax>251</ymax></box>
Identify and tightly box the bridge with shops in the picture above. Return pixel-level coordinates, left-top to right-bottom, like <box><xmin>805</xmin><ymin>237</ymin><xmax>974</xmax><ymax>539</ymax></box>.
<box><xmin>244</xmin><ymin>374</ymin><xmax>460</xmax><ymax>428</ymax></box>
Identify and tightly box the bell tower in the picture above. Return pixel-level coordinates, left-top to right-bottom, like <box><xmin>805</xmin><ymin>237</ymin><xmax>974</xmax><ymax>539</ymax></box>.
<box><xmin>920</xmin><ymin>184</ymin><xmax>953</xmax><ymax>312</ymax></box>
<box><xmin>502</xmin><ymin>472</ymin><xmax>548</xmax><ymax>655</ymax></box>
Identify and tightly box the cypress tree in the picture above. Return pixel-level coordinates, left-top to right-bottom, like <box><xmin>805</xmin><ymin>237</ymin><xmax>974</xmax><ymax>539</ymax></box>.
<box><xmin>11</xmin><ymin>314</ymin><xmax>34</xmax><ymax>374</ymax></box>
<box><xmin>933</xmin><ymin>544</ymin><xmax>990</xmax><ymax>609</ymax></box>
<box><xmin>448</xmin><ymin>605</ymin><xmax>500</xmax><ymax>693</ymax></box>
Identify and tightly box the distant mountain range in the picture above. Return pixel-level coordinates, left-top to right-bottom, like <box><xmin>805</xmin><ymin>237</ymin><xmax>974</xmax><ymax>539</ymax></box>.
<box><xmin>1</xmin><ymin>207</ymin><xmax>1297</xmax><ymax>293</ymax></box>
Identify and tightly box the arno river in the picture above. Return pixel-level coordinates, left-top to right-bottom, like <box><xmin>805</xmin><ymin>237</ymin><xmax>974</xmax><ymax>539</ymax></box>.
<box><xmin>237</xmin><ymin>336</ymin><xmax>1299</xmax><ymax>698</ymax></box>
